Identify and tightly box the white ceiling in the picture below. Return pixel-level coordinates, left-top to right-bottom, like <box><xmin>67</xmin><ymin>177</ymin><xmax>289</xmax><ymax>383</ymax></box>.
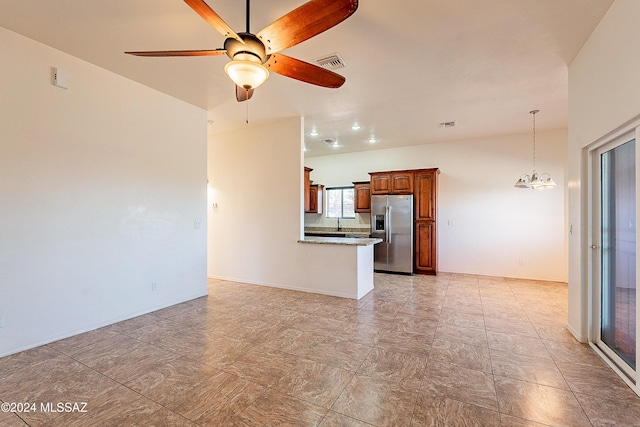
<box><xmin>0</xmin><ymin>0</ymin><xmax>612</xmax><ymax>157</ymax></box>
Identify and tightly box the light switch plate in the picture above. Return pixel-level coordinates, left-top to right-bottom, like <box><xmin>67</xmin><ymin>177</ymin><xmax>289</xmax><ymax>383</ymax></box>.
<box><xmin>53</xmin><ymin>67</ymin><xmax>69</xmax><ymax>89</ymax></box>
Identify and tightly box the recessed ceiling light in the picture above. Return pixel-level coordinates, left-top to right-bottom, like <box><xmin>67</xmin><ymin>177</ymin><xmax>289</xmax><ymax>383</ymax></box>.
<box><xmin>368</xmin><ymin>137</ymin><xmax>377</xmax><ymax>143</ymax></box>
<box><xmin>310</xmin><ymin>129</ymin><xmax>318</xmax><ymax>136</ymax></box>
<box><xmin>351</xmin><ymin>123</ymin><xmax>360</xmax><ymax>131</ymax></box>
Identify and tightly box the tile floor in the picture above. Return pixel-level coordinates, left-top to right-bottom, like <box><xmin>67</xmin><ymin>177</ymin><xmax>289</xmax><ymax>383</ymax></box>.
<box><xmin>1</xmin><ymin>273</ymin><xmax>640</xmax><ymax>426</ymax></box>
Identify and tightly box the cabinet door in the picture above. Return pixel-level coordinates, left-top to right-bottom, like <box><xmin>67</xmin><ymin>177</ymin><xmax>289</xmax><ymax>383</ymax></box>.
<box><xmin>308</xmin><ymin>185</ymin><xmax>318</xmax><ymax>212</ymax></box>
<box><xmin>415</xmin><ymin>170</ymin><xmax>436</xmax><ymax>220</ymax></box>
<box><xmin>391</xmin><ymin>172</ymin><xmax>414</xmax><ymax>194</ymax></box>
<box><xmin>415</xmin><ymin>221</ymin><xmax>436</xmax><ymax>274</ymax></box>
<box><xmin>307</xmin><ymin>184</ymin><xmax>323</xmax><ymax>214</ymax></box>
<box><xmin>370</xmin><ymin>173</ymin><xmax>391</xmax><ymax>194</ymax></box>
<box><xmin>354</xmin><ymin>182</ymin><xmax>371</xmax><ymax>213</ymax></box>
<box><xmin>304</xmin><ymin>167</ymin><xmax>312</xmax><ymax>212</ymax></box>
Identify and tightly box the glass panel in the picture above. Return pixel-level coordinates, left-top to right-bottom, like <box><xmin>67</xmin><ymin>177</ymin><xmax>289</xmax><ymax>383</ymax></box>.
<box><xmin>601</xmin><ymin>138</ymin><xmax>636</xmax><ymax>369</ymax></box>
<box><xmin>326</xmin><ymin>189</ymin><xmax>342</xmax><ymax>218</ymax></box>
<box><xmin>342</xmin><ymin>188</ymin><xmax>355</xmax><ymax>218</ymax></box>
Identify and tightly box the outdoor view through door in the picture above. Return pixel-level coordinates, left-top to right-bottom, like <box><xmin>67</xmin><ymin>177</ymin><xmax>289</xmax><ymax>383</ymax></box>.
<box><xmin>600</xmin><ymin>138</ymin><xmax>637</xmax><ymax>370</ymax></box>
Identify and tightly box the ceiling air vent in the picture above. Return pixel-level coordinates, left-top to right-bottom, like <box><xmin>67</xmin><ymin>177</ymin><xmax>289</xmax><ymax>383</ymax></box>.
<box><xmin>321</xmin><ymin>138</ymin><xmax>337</xmax><ymax>145</ymax></box>
<box><xmin>315</xmin><ymin>53</ymin><xmax>346</xmax><ymax>70</ymax></box>
<box><xmin>439</xmin><ymin>121</ymin><xmax>456</xmax><ymax>128</ymax></box>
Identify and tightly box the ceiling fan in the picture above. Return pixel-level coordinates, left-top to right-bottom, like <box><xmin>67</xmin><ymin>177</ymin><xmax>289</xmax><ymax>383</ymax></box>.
<box><xmin>126</xmin><ymin>0</ymin><xmax>358</xmax><ymax>102</ymax></box>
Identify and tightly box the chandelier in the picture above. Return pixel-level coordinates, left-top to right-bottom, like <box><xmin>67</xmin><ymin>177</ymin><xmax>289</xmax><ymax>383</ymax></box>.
<box><xmin>514</xmin><ymin>110</ymin><xmax>556</xmax><ymax>189</ymax></box>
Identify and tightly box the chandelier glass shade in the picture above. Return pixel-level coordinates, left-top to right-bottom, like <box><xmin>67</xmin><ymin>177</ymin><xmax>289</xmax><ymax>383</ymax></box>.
<box><xmin>514</xmin><ymin>110</ymin><xmax>556</xmax><ymax>190</ymax></box>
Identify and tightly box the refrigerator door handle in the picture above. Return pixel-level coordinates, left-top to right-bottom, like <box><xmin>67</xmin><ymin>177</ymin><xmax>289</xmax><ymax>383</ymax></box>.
<box><xmin>385</xmin><ymin>205</ymin><xmax>391</xmax><ymax>243</ymax></box>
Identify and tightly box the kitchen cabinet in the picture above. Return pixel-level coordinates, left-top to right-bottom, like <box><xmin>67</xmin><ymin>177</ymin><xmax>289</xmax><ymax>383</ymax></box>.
<box><xmin>304</xmin><ymin>167</ymin><xmax>312</xmax><ymax>212</ymax></box>
<box><xmin>368</xmin><ymin>167</ymin><xmax>439</xmax><ymax>275</ymax></box>
<box><xmin>370</xmin><ymin>173</ymin><xmax>391</xmax><ymax>195</ymax></box>
<box><xmin>353</xmin><ymin>181</ymin><xmax>371</xmax><ymax>213</ymax></box>
<box><xmin>369</xmin><ymin>171</ymin><xmax>414</xmax><ymax>194</ymax></box>
<box><xmin>414</xmin><ymin>221</ymin><xmax>436</xmax><ymax>273</ymax></box>
<box><xmin>413</xmin><ymin>168</ymin><xmax>439</xmax><ymax>274</ymax></box>
<box><xmin>308</xmin><ymin>183</ymin><xmax>324</xmax><ymax>214</ymax></box>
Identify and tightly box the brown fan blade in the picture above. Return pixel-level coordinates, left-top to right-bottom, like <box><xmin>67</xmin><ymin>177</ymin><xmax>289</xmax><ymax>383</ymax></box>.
<box><xmin>183</xmin><ymin>0</ymin><xmax>244</xmax><ymax>44</ymax></box>
<box><xmin>236</xmin><ymin>85</ymin><xmax>254</xmax><ymax>102</ymax></box>
<box><xmin>125</xmin><ymin>49</ymin><xmax>227</xmax><ymax>57</ymax></box>
<box><xmin>257</xmin><ymin>0</ymin><xmax>358</xmax><ymax>54</ymax></box>
<box><xmin>265</xmin><ymin>54</ymin><xmax>345</xmax><ymax>88</ymax></box>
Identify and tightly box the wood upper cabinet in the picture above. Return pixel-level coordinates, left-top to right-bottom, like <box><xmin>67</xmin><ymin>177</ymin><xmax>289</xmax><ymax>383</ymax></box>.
<box><xmin>304</xmin><ymin>167</ymin><xmax>312</xmax><ymax>212</ymax></box>
<box><xmin>414</xmin><ymin>169</ymin><xmax>438</xmax><ymax>221</ymax></box>
<box><xmin>370</xmin><ymin>173</ymin><xmax>391</xmax><ymax>195</ymax></box>
<box><xmin>369</xmin><ymin>171</ymin><xmax>414</xmax><ymax>194</ymax></box>
<box><xmin>353</xmin><ymin>181</ymin><xmax>371</xmax><ymax>213</ymax></box>
<box><xmin>308</xmin><ymin>184</ymin><xmax>324</xmax><ymax>214</ymax></box>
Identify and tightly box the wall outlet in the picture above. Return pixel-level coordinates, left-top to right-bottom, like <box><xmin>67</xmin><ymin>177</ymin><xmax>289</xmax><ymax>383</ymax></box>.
<box><xmin>151</xmin><ymin>282</ymin><xmax>158</xmax><ymax>292</ymax></box>
<box><xmin>194</xmin><ymin>220</ymin><xmax>202</xmax><ymax>229</ymax></box>
<box><xmin>518</xmin><ymin>259</ymin><xmax>524</xmax><ymax>266</ymax></box>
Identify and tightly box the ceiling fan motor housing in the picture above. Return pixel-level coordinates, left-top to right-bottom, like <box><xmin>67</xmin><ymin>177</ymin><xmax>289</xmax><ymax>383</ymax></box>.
<box><xmin>224</xmin><ymin>33</ymin><xmax>267</xmax><ymax>64</ymax></box>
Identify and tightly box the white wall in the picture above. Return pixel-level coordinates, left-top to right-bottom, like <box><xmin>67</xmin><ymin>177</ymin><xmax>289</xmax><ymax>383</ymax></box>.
<box><xmin>0</xmin><ymin>28</ymin><xmax>208</xmax><ymax>357</ymax></box>
<box><xmin>567</xmin><ymin>0</ymin><xmax>640</xmax><ymax>340</ymax></box>
<box><xmin>305</xmin><ymin>129</ymin><xmax>567</xmax><ymax>282</ymax></box>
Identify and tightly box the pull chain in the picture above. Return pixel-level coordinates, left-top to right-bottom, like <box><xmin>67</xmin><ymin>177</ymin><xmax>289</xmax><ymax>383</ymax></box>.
<box><xmin>246</xmin><ymin>89</ymin><xmax>249</xmax><ymax>124</ymax></box>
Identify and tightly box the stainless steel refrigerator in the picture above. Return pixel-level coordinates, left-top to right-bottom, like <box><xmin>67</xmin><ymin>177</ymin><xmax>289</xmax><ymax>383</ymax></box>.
<box><xmin>371</xmin><ymin>194</ymin><xmax>414</xmax><ymax>273</ymax></box>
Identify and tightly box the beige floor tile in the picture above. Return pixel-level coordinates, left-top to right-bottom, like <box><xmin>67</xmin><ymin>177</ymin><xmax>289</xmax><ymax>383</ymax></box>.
<box><xmin>0</xmin><ymin>409</ymin><xmax>29</xmax><ymax>426</ymax></box>
<box><xmin>500</xmin><ymin>414</ymin><xmax>556</xmax><ymax>426</ymax></box>
<box><xmin>331</xmin><ymin>374</ymin><xmax>418</xmax><ymax>427</ymax></box>
<box><xmin>555</xmin><ymin>360</ymin><xmax>636</xmax><ymax>400</ymax></box>
<box><xmin>125</xmin><ymin>355</ymin><xmax>222</xmax><ymax>405</ymax></box>
<box><xmin>258</xmin><ymin>326</ymin><xmax>327</xmax><ymax>357</ymax></box>
<box><xmin>495</xmin><ymin>376</ymin><xmax>592</xmax><ymax>427</ymax></box>
<box><xmin>412</xmin><ymin>391</ymin><xmax>501</xmax><ymax>427</ymax></box>
<box><xmin>233</xmin><ymin>389</ymin><xmax>327</xmax><ymax>426</ymax></box>
<box><xmin>356</xmin><ymin>347</ymin><xmax>427</xmax><ymax>389</ymax></box>
<box><xmin>438</xmin><ymin>308</ymin><xmax>486</xmax><ymax>329</ymax></box>
<box><xmin>375</xmin><ymin>330</ymin><xmax>433</xmax><ymax>357</ymax></box>
<box><xmin>271</xmin><ymin>359</ymin><xmax>353</xmax><ymax>408</ymax></box>
<box><xmin>483</xmin><ymin>317</ymin><xmax>539</xmax><ymax>338</ymax></box>
<box><xmin>168</xmin><ymin>370</ymin><xmax>266</xmax><ymax>425</ymax></box>
<box><xmin>305</xmin><ymin>336</ymin><xmax>373</xmax><ymax>371</ymax></box>
<box><xmin>574</xmin><ymin>391</ymin><xmax>640</xmax><ymax>427</ymax></box>
<box><xmin>318</xmin><ymin>411</ymin><xmax>373</xmax><ymax>427</ymax></box>
<box><xmin>487</xmin><ymin>331</ymin><xmax>552</xmax><ymax>360</ymax></box>
<box><xmin>434</xmin><ymin>323</ymin><xmax>488</xmax><ymax>347</ymax></box>
<box><xmin>430</xmin><ymin>338</ymin><xmax>492</xmax><ymax>372</ymax></box>
<box><xmin>490</xmin><ymin>350</ymin><xmax>569</xmax><ymax>389</ymax></box>
<box><xmin>422</xmin><ymin>360</ymin><xmax>498</xmax><ymax>411</ymax></box>
<box><xmin>218</xmin><ymin>345</ymin><xmax>299</xmax><ymax>387</ymax></box>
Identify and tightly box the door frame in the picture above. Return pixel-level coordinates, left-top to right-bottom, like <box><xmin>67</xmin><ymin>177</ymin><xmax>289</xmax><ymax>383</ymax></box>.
<box><xmin>587</xmin><ymin>117</ymin><xmax>640</xmax><ymax>394</ymax></box>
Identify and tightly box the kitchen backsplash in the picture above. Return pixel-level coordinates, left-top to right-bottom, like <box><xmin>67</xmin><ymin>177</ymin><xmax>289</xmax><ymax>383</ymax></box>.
<box><xmin>304</xmin><ymin>212</ymin><xmax>371</xmax><ymax>230</ymax></box>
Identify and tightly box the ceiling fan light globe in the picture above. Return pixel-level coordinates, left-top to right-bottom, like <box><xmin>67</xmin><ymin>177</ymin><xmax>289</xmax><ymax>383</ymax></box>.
<box><xmin>224</xmin><ymin>60</ymin><xmax>269</xmax><ymax>90</ymax></box>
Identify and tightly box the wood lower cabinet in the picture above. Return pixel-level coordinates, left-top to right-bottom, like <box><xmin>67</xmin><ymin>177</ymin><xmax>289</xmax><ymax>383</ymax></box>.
<box><xmin>369</xmin><ymin>167</ymin><xmax>439</xmax><ymax>275</ymax></box>
<box><xmin>415</xmin><ymin>221</ymin><xmax>436</xmax><ymax>274</ymax></box>
<box><xmin>353</xmin><ymin>181</ymin><xmax>371</xmax><ymax>213</ymax></box>
<box><xmin>308</xmin><ymin>184</ymin><xmax>323</xmax><ymax>214</ymax></box>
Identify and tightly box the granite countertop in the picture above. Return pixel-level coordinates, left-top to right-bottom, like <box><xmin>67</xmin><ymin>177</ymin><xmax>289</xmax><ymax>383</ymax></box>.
<box><xmin>299</xmin><ymin>236</ymin><xmax>382</xmax><ymax>246</ymax></box>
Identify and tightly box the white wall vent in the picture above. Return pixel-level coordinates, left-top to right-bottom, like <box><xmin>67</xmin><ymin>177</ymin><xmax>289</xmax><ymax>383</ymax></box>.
<box><xmin>315</xmin><ymin>53</ymin><xmax>346</xmax><ymax>70</ymax></box>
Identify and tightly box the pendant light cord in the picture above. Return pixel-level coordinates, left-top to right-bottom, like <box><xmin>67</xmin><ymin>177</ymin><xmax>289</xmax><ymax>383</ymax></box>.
<box><xmin>530</xmin><ymin>109</ymin><xmax>538</xmax><ymax>173</ymax></box>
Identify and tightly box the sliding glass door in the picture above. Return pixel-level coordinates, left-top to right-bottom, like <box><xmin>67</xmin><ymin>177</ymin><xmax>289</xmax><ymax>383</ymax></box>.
<box><xmin>594</xmin><ymin>136</ymin><xmax>637</xmax><ymax>377</ymax></box>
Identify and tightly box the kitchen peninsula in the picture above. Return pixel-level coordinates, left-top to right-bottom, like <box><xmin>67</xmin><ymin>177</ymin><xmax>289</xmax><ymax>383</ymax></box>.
<box><xmin>298</xmin><ymin>235</ymin><xmax>381</xmax><ymax>300</ymax></box>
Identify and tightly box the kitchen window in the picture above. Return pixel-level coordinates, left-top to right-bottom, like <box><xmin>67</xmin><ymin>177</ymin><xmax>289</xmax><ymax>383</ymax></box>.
<box><xmin>326</xmin><ymin>187</ymin><xmax>355</xmax><ymax>219</ymax></box>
